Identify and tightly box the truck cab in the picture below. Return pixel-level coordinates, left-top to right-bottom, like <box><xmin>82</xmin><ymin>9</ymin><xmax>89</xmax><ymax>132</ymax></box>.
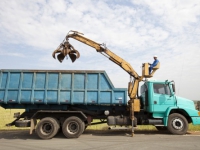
<box><xmin>140</xmin><ymin>80</ymin><xmax>200</xmax><ymax>134</ymax></box>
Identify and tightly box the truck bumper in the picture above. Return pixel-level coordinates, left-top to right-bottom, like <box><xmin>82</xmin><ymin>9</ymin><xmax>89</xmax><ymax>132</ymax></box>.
<box><xmin>191</xmin><ymin>117</ymin><xmax>200</xmax><ymax>125</ymax></box>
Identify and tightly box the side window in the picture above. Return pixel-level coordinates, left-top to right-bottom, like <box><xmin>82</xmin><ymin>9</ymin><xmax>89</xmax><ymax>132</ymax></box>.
<box><xmin>153</xmin><ymin>84</ymin><xmax>170</xmax><ymax>95</ymax></box>
<box><xmin>140</xmin><ymin>84</ymin><xmax>148</xmax><ymax>94</ymax></box>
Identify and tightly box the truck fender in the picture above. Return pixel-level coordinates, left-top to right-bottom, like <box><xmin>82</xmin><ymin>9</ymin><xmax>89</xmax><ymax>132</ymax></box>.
<box><xmin>163</xmin><ymin>106</ymin><xmax>178</xmax><ymax>126</ymax></box>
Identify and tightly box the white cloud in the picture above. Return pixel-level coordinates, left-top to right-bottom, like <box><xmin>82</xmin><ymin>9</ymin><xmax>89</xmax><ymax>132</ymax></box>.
<box><xmin>0</xmin><ymin>51</ymin><xmax>25</xmax><ymax>57</ymax></box>
<box><xmin>131</xmin><ymin>0</ymin><xmax>200</xmax><ymax>33</ymax></box>
<box><xmin>0</xmin><ymin>0</ymin><xmax>200</xmax><ymax>99</ymax></box>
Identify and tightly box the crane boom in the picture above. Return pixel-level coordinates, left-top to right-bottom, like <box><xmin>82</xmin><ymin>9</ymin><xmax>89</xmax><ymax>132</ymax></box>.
<box><xmin>66</xmin><ymin>31</ymin><xmax>140</xmax><ymax>79</ymax></box>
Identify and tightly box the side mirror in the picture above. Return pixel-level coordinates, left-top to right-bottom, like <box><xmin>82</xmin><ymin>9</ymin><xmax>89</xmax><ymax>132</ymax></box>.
<box><xmin>172</xmin><ymin>83</ymin><xmax>175</xmax><ymax>93</ymax></box>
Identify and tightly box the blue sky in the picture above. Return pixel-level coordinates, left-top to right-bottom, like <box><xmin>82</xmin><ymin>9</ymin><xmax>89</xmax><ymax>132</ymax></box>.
<box><xmin>0</xmin><ymin>0</ymin><xmax>200</xmax><ymax>100</ymax></box>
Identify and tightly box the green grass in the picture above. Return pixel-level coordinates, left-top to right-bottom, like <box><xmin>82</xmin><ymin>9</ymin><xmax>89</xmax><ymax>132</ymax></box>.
<box><xmin>188</xmin><ymin>124</ymin><xmax>200</xmax><ymax>131</ymax></box>
<box><xmin>0</xmin><ymin>107</ymin><xmax>25</xmax><ymax>130</ymax></box>
<box><xmin>0</xmin><ymin>107</ymin><xmax>200</xmax><ymax>131</ymax></box>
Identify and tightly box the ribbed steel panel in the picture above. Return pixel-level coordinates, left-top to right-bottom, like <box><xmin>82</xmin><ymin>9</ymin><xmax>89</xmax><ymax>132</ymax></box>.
<box><xmin>0</xmin><ymin>70</ymin><xmax>127</xmax><ymax>106</ymax></box>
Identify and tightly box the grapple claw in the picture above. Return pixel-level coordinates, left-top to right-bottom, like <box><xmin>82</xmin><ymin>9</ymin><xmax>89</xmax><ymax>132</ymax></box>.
<box><xmin>52</xmin><ymin>52</ymin><xmax>56</xmax><ymax>59</ymax></box>
<box><xmin>52</xmin><ymin>49</ymin><xmax>61</xmax><ymax>59</ymax></box>
<box><xmin>68</xmin><ymin>50</ymin><xmax>80</xmax><ymax>62</ymax></box>
<box><xmin>69</xmin><ymin>53</ymin><xmax>77</xmax><ymax>62</ymax></box>
<box><xmin>52</xmin><ymin>40</ymin><xmax>80</xmax><ymax>63</ymax></box>
<box><xmin>52</xmin><ymin>44</ymin><xmax>63</xmax><ymax>59</ymax></box>
<box><xmin>70</xmin><ymin>50</ymin><xmax>80</xmax><ymax>59</ymax></box>
<box><xmin>62</xmin><ymin>48</ymin><xmax>71</xmax><ymax>56</ymax></box>
<box><xmin>57</xmin><ymin>53</ymin><xmax>65</xmax><ymax>63</ymax></box>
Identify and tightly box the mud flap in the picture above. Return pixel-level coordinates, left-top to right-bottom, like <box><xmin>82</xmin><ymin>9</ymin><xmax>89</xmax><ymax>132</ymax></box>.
<box><xmin>30</xmin><ymin>119</ymin><xmax>37</xmax><ymax>134</ymax></box>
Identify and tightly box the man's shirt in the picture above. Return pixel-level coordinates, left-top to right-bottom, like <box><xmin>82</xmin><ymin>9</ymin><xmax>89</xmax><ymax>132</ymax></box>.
<box><xmin>151</xmin><ymin>59</ymin><xmax>159</xmax><ymax>68</ymax></box>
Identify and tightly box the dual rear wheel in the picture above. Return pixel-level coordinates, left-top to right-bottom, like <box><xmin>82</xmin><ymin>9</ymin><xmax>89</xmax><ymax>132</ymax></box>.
<box><xmin>36</xmin><ymin>116</ymin><xmax>85</xmax><ymax>139</ymax></box>
<box><xmin>36</xmin><ymin>117</ymin><xmax>60</xmax><ymax>139</ymax></box>
<box><xmin>62</xmin><ymin>116</ymin><xmax>85</xmax><ymax>138</ymax></box>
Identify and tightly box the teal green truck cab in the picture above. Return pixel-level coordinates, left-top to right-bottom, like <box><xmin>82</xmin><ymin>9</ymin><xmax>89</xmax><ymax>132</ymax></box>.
<box><xmin>140</xmin><ymin>80</ymin><xmax>200</xmax><ymax>134</ymax></box>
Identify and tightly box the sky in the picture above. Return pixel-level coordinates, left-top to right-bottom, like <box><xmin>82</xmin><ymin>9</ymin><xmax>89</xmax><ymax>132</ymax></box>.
<box><xmin>0</xmin><ymin>0</ymin><xmax>200</xmax><ymax>100</ymax></box>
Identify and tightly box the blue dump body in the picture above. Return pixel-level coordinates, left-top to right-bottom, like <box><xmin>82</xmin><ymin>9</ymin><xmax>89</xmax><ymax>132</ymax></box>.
<box><xmin>0</xmin><ymin>70</ymin><xmax>127</xmax><ymax>109</ymax></box>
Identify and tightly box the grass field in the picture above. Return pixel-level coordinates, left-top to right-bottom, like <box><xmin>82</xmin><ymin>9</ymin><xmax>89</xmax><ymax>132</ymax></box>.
<box><xmin>0</xmin><ymin>107</ymin><xmax>200</xmax><ymax>131</ymax></box>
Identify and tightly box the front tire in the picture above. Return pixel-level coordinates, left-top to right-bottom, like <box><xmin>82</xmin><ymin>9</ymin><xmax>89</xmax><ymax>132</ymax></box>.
<box><xmin>62</xmin><ymin>116</ymin><xmax>85</xmax><ymax>138</ymax></box>
<box><xmin>167</xmin><ymin>113</ymin><xmax>188</xmax><ymax>135</ymax></box>
<box><xmin>36</xmin><ymin>117</ymin><xmax>60</xmax><ymax>139</ymax></box>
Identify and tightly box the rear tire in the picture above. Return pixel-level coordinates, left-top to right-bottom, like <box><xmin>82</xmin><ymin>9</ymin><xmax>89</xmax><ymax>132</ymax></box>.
<box><xmin>167</xmin><ymin>113</ymin><xmax>188</xmax><ymax>135</ymax></box>
<box><xmin>36</xmin><ymin>117</ymin><xmax>60</xmax><ymax>139</ymax></box>
<box><xmin>62</xmin><ymin>116</ymin><xmax>84</xmax><ymax>138</ymax></box>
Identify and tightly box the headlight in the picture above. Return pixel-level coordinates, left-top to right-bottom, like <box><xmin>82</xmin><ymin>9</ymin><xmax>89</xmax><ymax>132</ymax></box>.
<box><xmin>104</xmin><ymin>110</ymin><xmax>109</xmax><ymax>116</ymax></box>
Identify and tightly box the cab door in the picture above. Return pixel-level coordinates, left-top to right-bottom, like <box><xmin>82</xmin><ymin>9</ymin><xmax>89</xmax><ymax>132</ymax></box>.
<box><xmin>152</xmin><ymin>83</ymin><xmax>175</xmax><ymax>113</ymax></box>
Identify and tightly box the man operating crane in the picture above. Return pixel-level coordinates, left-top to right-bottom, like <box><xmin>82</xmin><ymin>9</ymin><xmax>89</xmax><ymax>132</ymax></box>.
<box><xmin>149</xmin><ymin>55</ymin><xmax>159</xmax><ymax>74</ymax></box>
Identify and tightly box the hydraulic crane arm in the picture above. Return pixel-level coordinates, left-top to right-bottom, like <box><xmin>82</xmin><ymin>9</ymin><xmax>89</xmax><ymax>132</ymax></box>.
<box><xmin>54</xmin><ymin>31</ymin><xmax>140</xmax><ymax>79</ymax></box>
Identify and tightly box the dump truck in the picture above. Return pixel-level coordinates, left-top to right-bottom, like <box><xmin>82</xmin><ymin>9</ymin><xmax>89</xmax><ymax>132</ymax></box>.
<box><xmin>0</xmin><ymin>31</ymin><xmax>200</xmax><ymax>139</ymax></box>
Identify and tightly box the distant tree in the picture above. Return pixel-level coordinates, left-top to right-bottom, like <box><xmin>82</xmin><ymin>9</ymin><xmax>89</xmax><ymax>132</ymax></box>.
<box><xmin>197</xmin><ymin>101</ymin><xmax>200</xmax><ymax>111</ymax></box>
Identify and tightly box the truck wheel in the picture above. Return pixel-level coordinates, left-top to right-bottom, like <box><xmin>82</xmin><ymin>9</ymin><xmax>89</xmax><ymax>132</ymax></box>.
<box><xmin>36</xmin><ymin>117</ymin><xmax>60</xmax><ymax>139</ymax></box>
<box><xmin>167</xmin><ymin>113</ymin><xmax>188</xmax><ymax>135</ymax></box>
<box><xmin>62</xmin><ymin>116</ymin><xmax>84</xmax><ymax>138</ymax></box>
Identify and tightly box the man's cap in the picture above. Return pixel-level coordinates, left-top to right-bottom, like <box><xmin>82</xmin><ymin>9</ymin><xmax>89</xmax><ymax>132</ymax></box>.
<box><xmin>154</xmin><ymin>55</ymin><xmax>158</xmax><ymax>58</ymax></box>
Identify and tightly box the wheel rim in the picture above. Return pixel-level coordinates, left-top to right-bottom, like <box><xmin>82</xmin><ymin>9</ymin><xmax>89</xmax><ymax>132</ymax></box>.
<box><xmin>67</xmin><ymin>121</ymin><xmax>79</xmax><ymax>134</ymax></box>
<box><xmin>172</xmin><ymin>118</ymin><xmax>183</xmax><ymax>130</ymax></box>
<box><xmin>41</xmin><ymin>122</ymin><xmax>53</xmax><ymax>135</ymax></box>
